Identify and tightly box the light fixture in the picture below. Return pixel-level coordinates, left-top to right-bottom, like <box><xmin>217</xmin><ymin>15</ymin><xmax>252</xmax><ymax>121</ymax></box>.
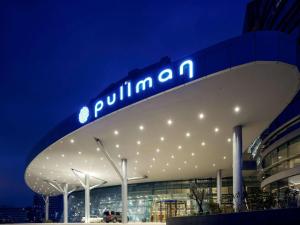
<box><xmin>213</xmin><ymin>163</ymin><xmax>216</xmax><ymax>167</ymax></box>
<box><xmin>46</xmin><ymin>157</ymin><xmax>49</xmax><ymax>160</ymax></box>
<box><xmin>186</xmin><ymin>132</ymin><xmax>191</xmax><ymax>137</ymax></box>
<box><xmin>198</xmin><ymin>113</ymin><xmax>204</xmax><ymax>119</ymax></box>
<box><xmin>184</xmin><ymin>160</ymin><xmax>187</xmax><ymax>164</ymax></box>
<box><xmin>160</xmin><ymin>137</ymin><xmax>165</xmax><ymax>141</ymax></box>
<box><xmin>223</xmin><ymin>156</ymin><xmax>227</xmax><ymax>160</ymax></box>
<box><xmin>167</xmin><ymin>119</ymin><xmax>173</xmax><ymax>125</ymax></box>
<box><xmin>162</xmin><ymin>169</ymin><xmax>166</xmax><ymax>172</ymax></box>
<box><xmin>134</xmin><ymin>167</ymin><xmax>137</xmax><ymax>170</ymax></box>
<box><xmin>139</xmin><ymin>125</ymin><xmax>144</xmax><ymax>131</ymax></box>
<box><xmin>61</xmin><ymin>154</ymin><xmax>65</xmax><ymax>157</ymax></box>
<box><xmin>135</xmin><ymin>160</ymin><xmax>138</xmax><ymax>164</ymax></box>
<box><xmin>234</xmin><ymin>106</ymin><xmax>241</xmax><ymax>113</ymax></box>
<box><xmin>178</xmin><ymin>168</ymin><xmax>181</xmax><ymax>171</ymax></box>
<box><xmin>166</xmin><ymin>163</ymin><xmax>169</xmax><ymax>166</ymax></box>
<box><xmin>152</xmin><ymin>157</ymin><xmax>156</xmax><ymax>161</ymax></box>
<box><xmin>201</xmin><ymin>141</ymin><xmax>206</xmax><ymax>146</ymax></box>
<box><xmin>178</xmin><ymin>145</ymin><xmax>182</xmax><ymax>150</ymax></box>
<box><xmin>227</xmin><ymin>138</ymin><xmax>231</xmax><ymax>143</ymax></box>
<box><xmin>150</xmin><ymin>165</ymin><xmax>153</xmax><ymax>168</ymax></box>
<box><xmin>137</xmin><ymin>140</ymin><xmax>141</xmax><ymax>145</ymax></box>
<box><xmin>214</xmin><ymin>127</ymin><xmax>219</xmax><ymax>133</ymax></box>
<box><xmin>136</xmin><ymin>152</ymin><xmax>140</xmax><ymax>155</ymax></box>
<box><xmin>70</xmin><ymin>139</ymin><xmax>74</xmax><ymax>143</ymax></box>
<box><xmin>78</xmin><ymin>151</ymin><xmax>82</xmax><ymax>155</ymax></box>
<box><xmin>195</xmin><ymin>165</ymin><xmax>198</xmax><ymax>169</ymax></box>
<box><xmin>118</xmin><ymin>154</ymin><xmax>121</xmax><ymax>158</ymax></box>
<box><xmin>100</xmin><ymin>157</ymin><xmax>103</xmax><ymax>160</ymax></box>
<box><xmin>96</xmin><ymin>147</ymin><xmax>100</xmax><ymax>152</ymax></box>
<box><xmin>114</xmin><ymin>130</ymin><xmax>119</xmax><ymax>135</ymax></box>
<box><xmin>171</xmin><ymin>154</ymin><xmax>175</xmax><ymax>159</ymax></box>
<box><xmin>191</xmin><ymin>152</ymin><xmax>195</xmax><ymax>156</ymax></box>
<box><xmin>156</xmin><ymin>148</ymin><xmax>160</xmax><ymax>153</ymax></box>
<box><xmin>115</xmin><ymin>144</ymin><xmax>120</xmax><ymax>148</ymax></box>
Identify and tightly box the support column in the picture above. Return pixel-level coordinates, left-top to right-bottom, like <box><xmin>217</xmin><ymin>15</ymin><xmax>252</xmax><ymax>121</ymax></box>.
<box><xmin>233</xmin><ymin>125</ymin><xmax>243</xmax><ymax>212</ymax></box>
<box><xmin>63</xmin><ymin>184</ymin><xmax>68</xmax><ymax>223</ymax></box>
<box><xmin>45</xmin><ymin>196</ymin><xmax>49</xmax><ymax>221</ymax></box>
<box><xmin>217</xmin><ymin>170</ymin><xmax>222</xmax><ymax>206</ymax></box>
<box><xmin>85</xmin><ymin>174</ymin><xmax>90</xmax><ymax>223</ymax></box>
<box><xmin>121</xmin><ymin>159</ymin><xmax>128</xmax><ymax>223</ymax></box>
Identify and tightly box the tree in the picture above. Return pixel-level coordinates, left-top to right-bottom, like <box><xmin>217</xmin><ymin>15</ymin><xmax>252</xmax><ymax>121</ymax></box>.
<box><xmin>189</xmin><ymin>180</ymin><xmax>206</xmax><ymax>214</ymax></box>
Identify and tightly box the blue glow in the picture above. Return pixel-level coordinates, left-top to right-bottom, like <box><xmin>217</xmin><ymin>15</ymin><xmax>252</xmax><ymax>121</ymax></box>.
<box><xmin>179</xmin><ymin>60</ymin><xmax>194</xmax><ymax>79</ymax></box>
<box><xmin>135</xmin><ymin>77</ymin><xmax>153</xmax><ymax>93</ymax></box>
<box><xmin>107</xmin><ymin>93</ymin><xmax>116</xmax><ymax>105</ymax></box>
<box><xmin>79</xmin><ymin>106</ymin><xmax>89</xmax><ymax>124</ymax></box>
<box><xmin>158</xmin><ymin>68</ymin><xmax>173</xmax><ymax>83</ymax></box>
<box><xmin>94</xmin><ymin>100</ymin><xmax>104</xmax><ymax>118</ymax></box>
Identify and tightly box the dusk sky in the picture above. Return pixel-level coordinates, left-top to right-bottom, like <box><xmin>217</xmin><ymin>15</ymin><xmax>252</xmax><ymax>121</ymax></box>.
<box><xmin>0</xmin><ymin>0</ymin><xmax>248</xmax><ymax>207</ymax></box>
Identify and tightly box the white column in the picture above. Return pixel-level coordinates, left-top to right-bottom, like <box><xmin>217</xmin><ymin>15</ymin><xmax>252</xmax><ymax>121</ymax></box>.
<box><xmin>63</xmin><ymin>184</ymin><xmax>68</xmax><ymax>223</ymax></box>
<box><xmin>233</xmin><ymin>125</ymin><xmax>243</xmax><ymax>212</ymax></box>
<box><xmin>85</xmin><ymin>174</ymin><xmax>90</xmax><ymax>223</ymax></box>
<box><xmin>217</xmin><ymin>170</ymin><xmax>222</xmax><ymax>206</ymax></box>
<box><xmin>121</xmin><ymin>159</ymin><xmax>128</xmax><ymax>223</ymax></box>
<box><xmin>45</xmin><ymin>196</ymin><xmax>49</xmax><ymax>221</ymax></box>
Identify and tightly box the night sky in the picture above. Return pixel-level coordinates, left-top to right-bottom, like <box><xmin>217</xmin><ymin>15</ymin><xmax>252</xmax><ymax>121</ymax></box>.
<box><xmin>0</xmin><ymin>0</ymin><xmax>248</xmax><ymax>207</ymax></box>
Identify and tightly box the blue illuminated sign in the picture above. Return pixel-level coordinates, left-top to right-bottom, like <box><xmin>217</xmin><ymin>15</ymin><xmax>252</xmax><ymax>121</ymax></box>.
<box><xmin>79</xmin><ymin>59</ymin><xmax>194</xmax><ymax>124</ymax></box>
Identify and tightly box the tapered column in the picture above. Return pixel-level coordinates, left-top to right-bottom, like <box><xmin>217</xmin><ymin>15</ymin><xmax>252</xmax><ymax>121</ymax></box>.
<box><xmin>233</xmin><ymin>125</ymin><xmax>243</xmax><ymax>212</ymax></box>
<box><xmin>217</xmin><ymin>170</ymin><xmax>222</xmax><ymax>206</ymax></box>
<box><xmin>85</xmin><ymin>174</ymin><xmax>90</xmax><ymax>223</ymax></box>
<box><xmin>45</xmin><ymin>196</ymin><xmax>49</xmax><ymax>221</ymax></box>
<box><xmin>63</xmin><ymin>184</ymin><xmax>68</xmax><ymax>223</ymax></box>
<box><xmin>121</xmin><ymin>159</ymin><xmax>128</xmax><ymax>223</ymax></box>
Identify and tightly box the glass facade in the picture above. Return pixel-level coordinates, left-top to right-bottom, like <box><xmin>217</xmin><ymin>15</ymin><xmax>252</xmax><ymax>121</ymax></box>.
<box><xmin>68</xmin><ymin>178</ymin><xmax>238</xmax><ymax>222</ymax></box>
<box><xmin>262</xmin><ymin>135</ymin><xmax>300</xmax><ymax>179</ymax></box>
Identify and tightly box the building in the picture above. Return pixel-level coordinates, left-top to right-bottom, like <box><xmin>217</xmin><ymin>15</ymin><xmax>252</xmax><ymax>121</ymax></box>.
<box><xmin>24</xmin><ymin>0</ymin><xmax>300</xmax><ymax>223</ymax></box>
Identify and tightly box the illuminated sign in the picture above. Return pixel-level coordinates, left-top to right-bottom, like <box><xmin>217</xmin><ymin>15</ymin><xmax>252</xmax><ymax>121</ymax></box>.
<box><xmin>78</xmin><ymin>59</ymin><xmax>194</xmax><ymax>124</ymax></box>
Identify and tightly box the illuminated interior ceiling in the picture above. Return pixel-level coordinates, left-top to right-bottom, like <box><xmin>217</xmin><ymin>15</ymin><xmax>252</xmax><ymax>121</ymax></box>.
<box><xmin>25</xmin><ymin>62</ymin><xmax>300</xmax><ymax>196</ymax></box>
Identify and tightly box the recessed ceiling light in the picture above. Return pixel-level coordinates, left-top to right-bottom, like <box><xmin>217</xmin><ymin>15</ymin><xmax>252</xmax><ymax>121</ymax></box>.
<box><xmin>201</xmin><ymin>142</ymin><xmax>206</xmax><ymax>146</ymax></box>
<box><xmin>162</xmin><ymin>169</ymin><xmax>166</xmax><ymax>172</ymax></box>
<box><xmin>171</xmin><ymin>154</ymin><xmax>175</xmax><ymax>159</ymax></box>
<box><xmin>213</xmin><ymin>163</ymin><xmax>216</xmax><ymax>167</ymax></box>
<box><xmin>46</xmin><ymin>157</ymin><xmax>49</xmax><ymax>160</ymax></box>
<box><xmin>184</xmin><ymin>160</ymin><xmax>187</xmax><ymax>164</ymax></box>
<box><xmin>147</xmin><ymin>170</ymin><xmax>150</xmax><ymax>173</ymax></box>
<box><xmin>135</xmin><ymin>160</ymin><xmax>138</xmax><ymax>164</ymax></box>
<box><xmin>61</xmin><ymin>154</ymin><xmax>65</xmax><ymax>157</ymax></box>
<box><xmin>139</xmin><ymin>125</ymin><xmax>144</xmax><ymax>131</ymax></box>
<box><xmin>191</xmin><ymin>152</ymin><xmax>195</xmax><ymax>156</ymax></box>
<box><xmin>186</xmin><ymin>132</ymin><xmax>191</xmax><ymax>137</ymax></box>
<box><xmin>178</xmin><ymin>168</ymin><xmax>181</xmax><ymax>171</ymax></box>
<box><xmin>115</xmin><ymin>144</ymin><xmax>120</xmax><ymax>148</ymax></box>
<box><xmin>118</xmin><ymin>154</ymin><xmax>121</xmax><ymax>158</ymax></box>
<box><xmin>223</xmin><ymin>156</ymin><xmax>227</xmax><ymax>160</ymax></box>
<box><xmin>167</xmin><ymin>119</ymin><xmax>173</xmax><ymax>125</ymax></box>
<box><xmin>160</xmin><ymin>137</ymin><xmax>165</xmax><ymax>141</ymax></box>
<box><xmin>195</xmin><ymin>165</ymin><xmax>198</xmax><ymax>169</ymax></box>
<box><xmin>70</xmin><ymin>139</ymin><xmax>74</xmax><ymax>143</ymax></box>
<box><xmin>96</xmin><ymin>147</ymin><xmax>100</xmax><ymax>152</ymax></box>
<box><xmin>198</xmin><ymin>113</ymin><xmax>204</xmax><ymax>119</ymax></box>
<box><xmin>166</xmin><ymin>163</ymin><xmax>169</xmax><ymax>166</ymax></box>
<box><xmin>227</xmin><ymin>138</ymin><xmax>231</xmax><ymax>143</ymax></box>
<box><xmin>178</xmin><ymin>145</ymin><xmax>182</xmax><ymax>150</ymax></box>
<box><xmin>100</xmin><ymin>157</ymin><xmax>103</xmax><ymax>160</ymax></box>
<box><xmin>150</xmin><ymin>165</ymin><xmax>153</xmax><ymax>168</ymax></box>
<box><xmin>156</xmin><ymin>148</ymin><xmax>160</xmax><ymax>153</ymax></box>
<box><xmin>114</xmin><ymin>130</ymin><xmax>119</xmax><ymax>135</ymax></box>
<box><xmin>214</xmin><ymin>127</ymin><xmax>219</xmax><ymax>133</ymax></box>
<box><xmin>234</xmin><ymin>106</ymin><xmax>241</xmax><ymax>113</ymax></box>
<box><xmin>137</xmin><ymin>140</ymin><xmax>141</xmax><ymax>145</ymax></box>
<box><xmin>152</xmin><ymin>157</ymin><xmax>156</xmax><ymax>161</ymax></box>
<box><xmin>134</xmin><ymin>167</ymin><xmax>137</xmax><ymax>170</ymax></box>
<box><xmin>136</xmin><ymin>152</ymin><xmax>140</xmax><ymax>155</ymax></box>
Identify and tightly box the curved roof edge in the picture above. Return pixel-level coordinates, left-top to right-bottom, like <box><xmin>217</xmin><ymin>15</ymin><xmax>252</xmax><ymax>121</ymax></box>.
<box><xmin>25</xmin><ymin>31</ymin><xmax>300</xmax><ymax>170</ymax></box>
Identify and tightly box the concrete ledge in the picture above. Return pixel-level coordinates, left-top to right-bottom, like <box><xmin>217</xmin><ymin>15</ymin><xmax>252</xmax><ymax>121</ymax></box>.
<box><xmin>167</xmin><ymin>208</ymin><xmax>300</xmax><ymax>225</ymax></box>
